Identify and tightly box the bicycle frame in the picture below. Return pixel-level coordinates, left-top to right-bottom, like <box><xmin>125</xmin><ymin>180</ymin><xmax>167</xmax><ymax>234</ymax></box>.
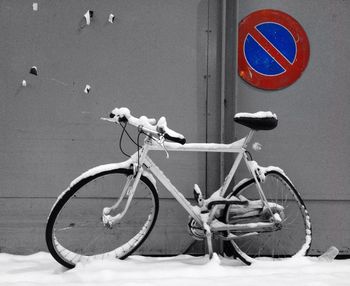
<box><xmin>103</xmin><ymin>129</ymin><xmax>276</xmax><ymax>231</ymax></box>
<box><xmin>145</xmin><ymin>133</ymin><xmax>251</xmax><ymax>222</ymax></box>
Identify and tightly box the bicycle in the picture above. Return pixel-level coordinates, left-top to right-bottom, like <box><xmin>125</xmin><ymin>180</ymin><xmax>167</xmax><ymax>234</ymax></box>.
<box><xmin>46</xmin><ymin>107</ymin><xmax>312</xmax><ymax>268</ymax></box>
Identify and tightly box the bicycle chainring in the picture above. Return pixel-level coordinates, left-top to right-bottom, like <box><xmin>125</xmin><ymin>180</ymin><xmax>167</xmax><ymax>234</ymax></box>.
<box><xmin>187</xmin><ymin>217</ymin><xmax>205</xmax><ymax>240</ymax></box>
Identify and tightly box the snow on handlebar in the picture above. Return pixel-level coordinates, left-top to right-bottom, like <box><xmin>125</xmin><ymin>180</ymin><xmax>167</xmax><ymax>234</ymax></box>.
<box><xmin>106</xmin><ymin>107</ymin><xmax>186</xmax><ymax>145</ymax></box>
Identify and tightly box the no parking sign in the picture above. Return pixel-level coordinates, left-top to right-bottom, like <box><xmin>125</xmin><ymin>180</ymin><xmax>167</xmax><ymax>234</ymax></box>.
<box><xmin>238</xmin><ymin>9</ymin><xmax>310</xmax><ymax>90</ymax></box>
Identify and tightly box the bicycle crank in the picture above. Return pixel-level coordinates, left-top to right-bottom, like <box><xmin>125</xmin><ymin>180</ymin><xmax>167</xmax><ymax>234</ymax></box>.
<box><xmin>187</xmin><ymin>217</ymin><xmax>206</xmax><ymax>240</ymax></box>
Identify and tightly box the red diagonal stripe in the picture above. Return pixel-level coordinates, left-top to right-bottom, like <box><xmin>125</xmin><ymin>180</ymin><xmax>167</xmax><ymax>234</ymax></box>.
<box><xmin>249</xmin><ymin>27</ymin><xmax>293</xmax><ymax>71</ymax></box>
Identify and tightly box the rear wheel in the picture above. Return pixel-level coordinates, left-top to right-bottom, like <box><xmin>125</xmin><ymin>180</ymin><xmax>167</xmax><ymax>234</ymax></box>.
<box><xmin>46</xmin><ymin>168</ymin><xmax>159</xmax><ymax>268</ymax></box>
<box><xmin>224</xmin><ymin>170</ymin><xmax>311</xmax><ymax>265</ymax></box>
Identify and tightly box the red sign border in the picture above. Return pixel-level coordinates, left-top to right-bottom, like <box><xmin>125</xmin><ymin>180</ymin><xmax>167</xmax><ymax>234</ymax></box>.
<box><xmin>238</xmin><ymin>9</ymin><xmax>310</xmax><ymax>90</ymax></box>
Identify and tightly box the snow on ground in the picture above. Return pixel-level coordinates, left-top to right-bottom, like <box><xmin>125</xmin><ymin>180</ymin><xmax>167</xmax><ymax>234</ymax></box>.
<box><xmin>0</xmin><ymin>252</ymin><xmax>349</xmax><ymax>286</ymax></box>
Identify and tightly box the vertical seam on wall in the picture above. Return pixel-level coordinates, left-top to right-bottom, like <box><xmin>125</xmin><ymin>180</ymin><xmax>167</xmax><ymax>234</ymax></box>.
<box><xmin>205</xmin><ymin>0</ymin><xmax>210</xmax><ymax>197</ymax></box>
<box><xmin>234</xmin><ymin>0</ymin><xmax>239</xmax><ymax>121</ymax></box>
<box><xmin>220</xmin><ymin>0</ymin><xmax>227</xmax><ymax>184</ymax></box>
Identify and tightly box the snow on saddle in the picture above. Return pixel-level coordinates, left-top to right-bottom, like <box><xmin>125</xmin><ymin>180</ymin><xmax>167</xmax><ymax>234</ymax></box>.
<box><xmin>234</xmin><ymin>111</ymin><xmax>278</xmax><ymax>131</ymax></box>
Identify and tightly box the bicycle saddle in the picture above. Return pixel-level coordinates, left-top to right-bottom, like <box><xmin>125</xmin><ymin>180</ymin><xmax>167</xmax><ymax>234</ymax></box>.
<box><xmin>234</xmin><ymin>111</ymin><xmax>278</xmax><ymax>131</ymax></box>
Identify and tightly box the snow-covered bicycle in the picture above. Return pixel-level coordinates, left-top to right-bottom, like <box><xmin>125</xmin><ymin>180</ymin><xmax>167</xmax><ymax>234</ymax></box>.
<box><xmin>46</xmin><ymin>107</ymin><xmax>312</xmax><ymax>268</ymax></box>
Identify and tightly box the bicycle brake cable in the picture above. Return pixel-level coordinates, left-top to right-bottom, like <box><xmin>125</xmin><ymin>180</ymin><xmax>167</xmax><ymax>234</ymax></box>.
<box><xmin>118</xmin><ymin>122</ymin><xmax>131</xmax><ymax>158</ymax></box>
<box><xmin>245</xmin><ymin>150</ymin><xmax>253</xmax><ymax>161</ymax></box>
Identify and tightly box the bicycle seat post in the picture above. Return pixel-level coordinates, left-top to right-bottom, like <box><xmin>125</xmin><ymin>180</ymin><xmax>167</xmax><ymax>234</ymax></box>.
<box><xmin>243</xmin><ymin>130</ymin><xmax>255</xmax><ymax>149</ymax></box>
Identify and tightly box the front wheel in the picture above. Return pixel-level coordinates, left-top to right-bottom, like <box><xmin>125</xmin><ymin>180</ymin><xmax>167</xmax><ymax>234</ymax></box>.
<box><xmin>46</xmin><ymin>168</ymin><xmax>159</xmax><ymax>268</ymax></box>
<box><xmin>223</xmin><ymin>170</ymin><xmax>312</xmax><ymax>265</ymax></box>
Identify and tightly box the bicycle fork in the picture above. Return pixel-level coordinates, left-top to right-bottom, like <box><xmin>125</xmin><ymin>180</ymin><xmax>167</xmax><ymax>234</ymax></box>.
<box><xmin>101</xmin><ymin>174</ymin><xmax>137</xmax><ymax>228</ymax></box>
<box><xmin>102</xmin><ymin>148</ymin><xmax>149</xmax><ymax>228</ymax></box>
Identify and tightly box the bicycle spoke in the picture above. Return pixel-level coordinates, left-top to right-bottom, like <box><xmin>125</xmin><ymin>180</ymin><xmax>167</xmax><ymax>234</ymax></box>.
<box><xmin>46</xmin><ymin>169</ymin><xmax>159</xmax><ymax>268</ymax></box>
<box><xmin>226</xmin><ymin>171</ymin><xmax>311</xmax><ymax>262</ymax></box>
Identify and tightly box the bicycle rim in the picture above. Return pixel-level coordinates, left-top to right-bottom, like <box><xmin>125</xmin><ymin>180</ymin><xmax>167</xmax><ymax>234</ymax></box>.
<box><xmin>225</xmin><ymin>170</ymin><xmax>311</xmax><ymax>263</ymax></box>
<box><xmin>46</xmin><ymin>169</ymin><xmax>159</xmax><ymax>268</ymax></box>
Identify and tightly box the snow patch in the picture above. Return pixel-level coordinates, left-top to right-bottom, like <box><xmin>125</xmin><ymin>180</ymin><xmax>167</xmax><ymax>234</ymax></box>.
<box><xmin>318</xmin><ymin>246</ymin><xmax>339</xmax><ymax>262</ymax></box>
<box><xmin>69</xmin><ymin>159</ymin><xmax>133</xmax><ymax>187</ymax></box>
<box><xmin>235</xmin><ymin>111</ymin><xmax>277</xmax><ymax>119</ymax></box>
<box><xmin>1</xmin><ymin>252</ymin><xmax>349</xmax><ymax>286</ymax></box>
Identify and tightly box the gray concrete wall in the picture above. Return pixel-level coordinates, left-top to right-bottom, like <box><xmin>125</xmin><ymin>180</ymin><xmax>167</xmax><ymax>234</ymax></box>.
<box><xmin>1</xmin><ymin>0</ymin><xmax>349</xmax><ymax>257</ymax></box>
<box><xmin>234</xmin><ymin>0</ymin><xmax>350</xmax><ymax>255</ymax></box>
<box><xmin>0</xmin><ymin>0</ymin><xmax>221</xmax><ymax>255</ymax></box>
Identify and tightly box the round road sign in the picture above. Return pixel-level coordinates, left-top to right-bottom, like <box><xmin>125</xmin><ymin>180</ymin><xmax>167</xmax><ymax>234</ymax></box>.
<box><xmin>238</xmin><ymin>9</ymin><xmax>310</xmax><ymax>90</ymax></box>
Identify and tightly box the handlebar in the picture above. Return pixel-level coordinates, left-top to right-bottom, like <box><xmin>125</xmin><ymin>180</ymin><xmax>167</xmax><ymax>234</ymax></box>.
<box><xmin>106</xmin><ymin>107</ymin><xmax>186</xmax><ymax>145</ymax></box>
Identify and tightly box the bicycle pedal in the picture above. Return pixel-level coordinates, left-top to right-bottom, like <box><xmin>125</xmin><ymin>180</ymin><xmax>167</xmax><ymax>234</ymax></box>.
<box><xmin>193</xmin><ymin>184</ymin><xmax>204</xmax><ymax>207</ymax></box>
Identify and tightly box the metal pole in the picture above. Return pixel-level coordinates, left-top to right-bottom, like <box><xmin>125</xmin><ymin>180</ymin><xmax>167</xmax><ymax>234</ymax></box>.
<box><xmin>220</xmin><ymin>0</ymin><xmax>227</xmax><ymax>184</ymax></box>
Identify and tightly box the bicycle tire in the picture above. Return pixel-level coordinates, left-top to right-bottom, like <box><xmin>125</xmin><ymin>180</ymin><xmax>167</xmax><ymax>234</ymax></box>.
<box><xmin>46</xmin><ymin>168</ymin><xmax>159</xmax><ymax>268</ymax></box>
<box><xmin>223</xmin><ymin>170</ymin><xmax>312</xmax><ymax>265</ymax></box>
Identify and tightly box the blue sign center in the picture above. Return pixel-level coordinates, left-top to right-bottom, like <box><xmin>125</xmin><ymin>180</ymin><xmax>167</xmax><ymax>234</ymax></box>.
<box><xmin>244</xmin><ymin>22</ymin><xmax>296</xmax><ymax>76</ymax></box>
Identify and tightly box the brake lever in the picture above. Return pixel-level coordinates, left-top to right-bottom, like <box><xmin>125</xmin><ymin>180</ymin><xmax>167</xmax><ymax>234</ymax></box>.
<box><xmin>158</xmin><ymin>136</ymin><xmax>169</xmax><ymax>159</ymax></box>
